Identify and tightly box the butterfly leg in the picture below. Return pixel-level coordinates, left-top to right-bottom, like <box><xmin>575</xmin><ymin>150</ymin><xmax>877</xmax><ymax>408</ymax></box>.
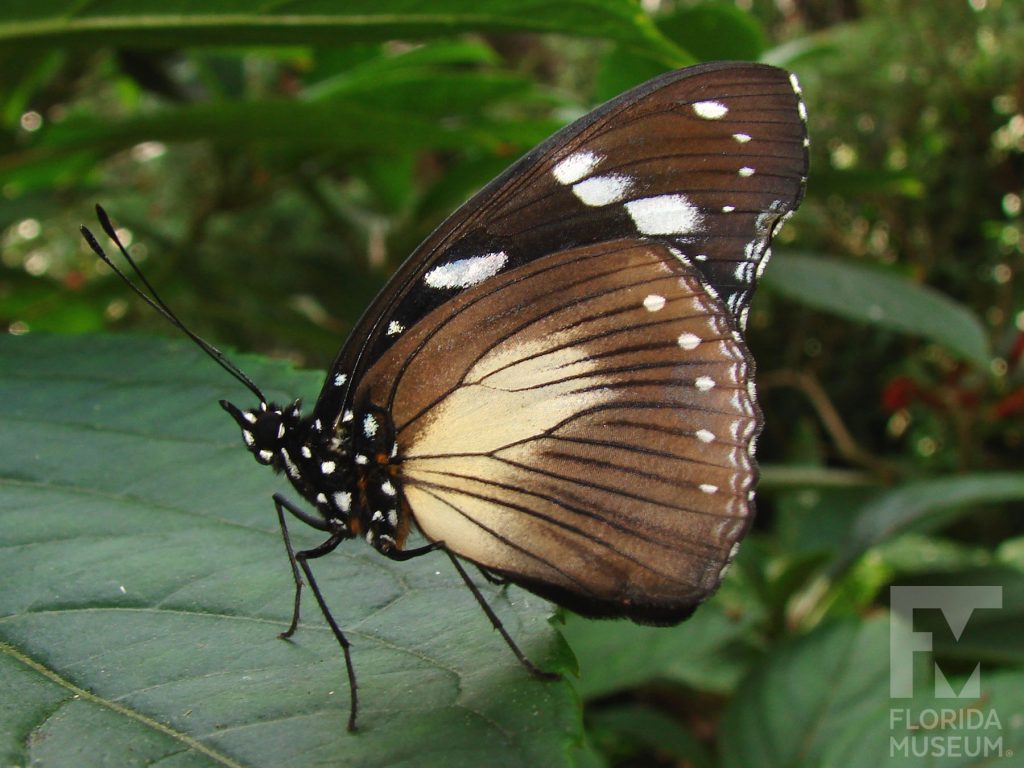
<box><xmin>273</xmin><ymin>494</ymin><xmax>360</xmax><ymax>731</ymax></box>
<box><xmin>385</xmin><ymin>542</ymin><xmax>560</xmax><ymax>682</ymax></box>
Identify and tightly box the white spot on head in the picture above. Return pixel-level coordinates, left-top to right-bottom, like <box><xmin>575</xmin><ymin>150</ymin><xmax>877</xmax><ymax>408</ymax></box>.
<box><xmin>258</xmin><ymin>449</ymin><xmax>273</xmax><ymax>462</ymax></box>
<box><xmin>572</xmin><ymin>174</ymin><xmax>633</xmax><ymax>206</ymax></box>
<box><xmin>321</xmin><ymin>460</ymin><xmax>336</xmax><ymax>475</ymax></box>
<box><xmin>643</xmin><ymin>294</ymin><xmax>666</xmax><ymax>312</ymax></box>
<box><xmin>372</xmin><ymin>510</ymin><xmax>384</xmax><ymax>522</ymax></box>
<box><xmin>625</xmin><ymin>194</ymin><xmax>704</xmax><ymax>235</ymax></box>
<box><xmin>387</xmin><ymin>320</ymin><xmax>404</xmax><ymax>336</ymax></box>
<box><xmin>696</xmin><ymin>429</ymin><xmax>716</xmax><ymax>443</ymax></box>
<box><xmin>242</xmin><ymin>430</ymin><xmax>255</xmax><ymax>446</ymax></box>
<box><xmin>276</xmin><ymin>423</ymin><xmax>285</xmax><ymax>440</ymax></box>
<box><xmin>342</xmin><ymin>410</ymin><xmax>354</xmax><ymax>423</ymax></box>
<box><xmin>301</xmin><ymin>445</ymin><xmax>312</xmax><ymax>458</ymax></box>
<box><xmin>695</xmin><ymin>376</ymin><xmax>716</xmax><ymax>391</ymax></box>
<box><xmin>693</xmin><ymin>100</ymin><xmax>728</xmax><ymax>119</ymax></box>
<box><xmin>678</xmin><ymin>332</ymin><xmax>701</xmax><ymax>350</ymax></box>
<box><xmin>733</xmin><ymin>133</ymin><xmax>751</xmax><ymax>143</ymax></box>
<box><xmin>381</xmin><ymin>480</ymin><xmax>396</xmax><ymax>496</ymax></box>
<box><xmin>333</xmin><ymin>373</ymin><xmax>347</xmax><ymax>387</ymax></box>
<box><xmin>425</xmin><ymin>251</ymin><xmax>508</xmax><ymax>290</ymax></box>
<box><xmin>363</xmin><ymin>414</ymin><xmax>379</xmax><ymax>438</ymax></box>
<box><xmin>699</xmin><ymin>483</ymin><xmax>718</xmax><ymax>494</ymax></box>
<box><xmin>552</xmin><ymin>150</ymin><xmax>602</xmax><ymax>184</ymax></box>
<box><xmin>334</xmin><ymin>491</ymin><xmax>352</xmax><ymax>512</ymax></box>
<box><xmin>738</xmin><ymin>167</ymin><xmax>755</xmax><ymax>177</ymax></box>
<box><xmin>243</xmin><ymin>411</ymin><xmax>257</xmax><ymax>424</ymax></box>
<box><xmin>722</xmin><ymin>205</ymin><xmax>736</xmax><ymax>213</ymax></box>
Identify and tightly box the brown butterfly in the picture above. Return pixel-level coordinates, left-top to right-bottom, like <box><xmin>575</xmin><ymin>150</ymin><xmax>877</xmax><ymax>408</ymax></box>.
<box><xmin>83</xmin><ymin>60</ymin><xmax>809</xmax><ymax>730</ymax></box>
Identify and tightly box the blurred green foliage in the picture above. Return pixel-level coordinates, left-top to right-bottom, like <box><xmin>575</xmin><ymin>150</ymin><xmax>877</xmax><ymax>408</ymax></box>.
<box><xmin>2</xmin><ymin>0</ymin><xmax>1023</xmax><ymax>766</ymax></box>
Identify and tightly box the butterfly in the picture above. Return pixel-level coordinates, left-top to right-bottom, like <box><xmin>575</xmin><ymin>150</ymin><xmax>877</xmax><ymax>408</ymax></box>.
<box><xmin>82</xmin><ymin>60</ymin><xmax>809</xmax><ymax>731</ymax></box>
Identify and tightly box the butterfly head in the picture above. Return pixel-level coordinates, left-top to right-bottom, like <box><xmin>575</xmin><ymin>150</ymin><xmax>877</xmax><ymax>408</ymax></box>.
<box><xmin>220</xmin><ymin>398</ymin><xmax>304</xmax><ymax>468</ymax></box>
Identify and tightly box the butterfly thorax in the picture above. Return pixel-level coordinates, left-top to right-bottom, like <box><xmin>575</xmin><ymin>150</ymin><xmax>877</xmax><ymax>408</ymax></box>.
<box><xmin>221</xmin><ymin>398</ymin><xmax>408</xmax><ymax>553</ymax></box>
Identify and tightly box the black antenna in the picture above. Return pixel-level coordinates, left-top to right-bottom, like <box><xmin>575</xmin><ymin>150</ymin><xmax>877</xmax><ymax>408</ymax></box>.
<box><xmin>81</xmin><ymin>205</ymin><xmax>267</xmax><ymax>404</ymax></box>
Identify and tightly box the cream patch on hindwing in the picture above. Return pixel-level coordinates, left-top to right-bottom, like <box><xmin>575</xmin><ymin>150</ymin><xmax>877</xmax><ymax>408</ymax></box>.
<box><xmin>692</xmin><ymin>100</ymin><xmax>728</xmax><ymax>119</ymax></box>
<box><xmin>572</xmin><ymin>174</ymin><xmax>633</xmax><ymax>206</ymax></box>
<box><xmin>626</xmin><ymin>195</ymin><xmax>704</xmax><ymax>236</ymax></box>
<box><xmin>425</xmin><ymin>251</ymin><xmax>508</xmax><ymax>290</ymax></box>
<box><xmin>551</xmin><ymin>150</ymin><xmax>602</xmax><ymax>185</ymax></box>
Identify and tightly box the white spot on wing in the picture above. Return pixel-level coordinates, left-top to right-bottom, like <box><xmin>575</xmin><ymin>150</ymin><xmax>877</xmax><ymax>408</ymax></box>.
<box><xmin>789</xmin><ymin>72</ymin><xmax>803</xmax><ymax>95</ymax></box>
<box><xmin>643</xmin><ymin>294</ymin><xmax>666</xmax><ymax>312</ymax></box>
<box><xmin>387</xmin><ymin>320</ymin><xmax>404</xmax><ymax>336</ymax></box>
<box><xmin>695</xmin><ymin>376</ymin><xmax>715</xmax><ymax>391</ymax></box>
<box><xmin>696</xmin><ymin>429</ymin><xmax>716</xmax><ymax>443</ymax></box>
<box><xmin>425</xmin><ymin>251</ymin><xmax>508</xmax><ymax>290</ymax></box>
<box><xmin>333</xmin><ymin>373</ymin><xmax>347</xmax><ymax>387</ymax></box>
<box><xmin>722</xmin><ymin>205</ymin><xmax>736</xmax><ymax>213</ymax></box>
<box><xmin>625</xmin><ymin>195</ymin><xmax>704</xmax><ymax>235</ymax></box>
<box><xmin>321</xmin><ymin>460</ymin><xmax>336</xmax><ymax>475</ymax></box>
<box><xmin>572</xmin><ymin>174</ymin><xmax>632</xmax><ymax>206</ymax></box>
<box><xmin>552</xmin><ymin>150</ymin><xmax>602</xmax><ymax>184</ymax></box>
<box><xmin>733</xmin><ymin>133</ymin><xmax>751</xmax><ymax>143</ymax></box>
<box><xmin>678</xmin><ymin>332</ymin><xmax>701</xmax><ymax>350</ymax></box>
<box><xmin>738</xmin><ymin>167</ymin><xmax>755</xmax><ymax>177</ymax></box>
<box><xmin>693</xmin><ymin>100</ymin><xmax>728</xmax><ymax>119</ymax></box>
<box><xmin>700</xmin><ymin>483</ymin><xmax>718</xmax><ymax>494</ymax></box>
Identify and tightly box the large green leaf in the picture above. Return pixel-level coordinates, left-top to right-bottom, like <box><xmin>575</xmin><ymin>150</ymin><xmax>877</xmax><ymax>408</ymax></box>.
<box><xmin>764</xmin><ymin>253</ymin><xmax>991</xmax><ymax>369</ymax></box>
<box><xmin>0</xmin><ymin>334</ymin><xmax>579</xmax><ymax>767</ymax></box>
<box><xmin>0</xmin><ymin>1</ymin><xmax>684</xmax><ymax>62</ymax></box>
<box><xmin>720</xmin><ymin>616</ymin><xmax>1024</xmax><ymax>768</ymax></box>
<box><xmin>829</xmin><ymin>474</ymin><xmax>1024</xmax><ymax>578</ymax></box>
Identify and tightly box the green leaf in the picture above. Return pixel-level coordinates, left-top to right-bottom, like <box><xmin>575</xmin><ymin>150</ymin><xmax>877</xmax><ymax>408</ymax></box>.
<box><xmin>0</xmin><ymin>1</ymin><xmax>684</xmax><ymax>63</ymax></box>
<box><xmin>764</xmin><ymin>253</ymin><xmax>991</xmax><ymax>369</ymax></box>
<box><xmin>587</xmin><ymin>704</ymin><xmax>712</xmax><ymax>768</ymax></box>
<box><xmin>0</xmin><ymin>334</ymin><xmax>579</xmax><ymax>767</ymax></box>
<box><xmin>829</xmin><ymin>473</ymin><xmax>1024</xmax><ymax>578</ymax></box>
<box><xmin>720</xmin><ymin>616</ymin><xmax>1024</xmax><ymax>768</ymax></box>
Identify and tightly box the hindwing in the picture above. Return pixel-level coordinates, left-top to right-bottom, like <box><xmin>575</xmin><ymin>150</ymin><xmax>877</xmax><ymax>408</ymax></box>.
<box><xmin>354</xmin><ymin>239</ymin><xmax>759</xmax><ymax>622</ymax></box>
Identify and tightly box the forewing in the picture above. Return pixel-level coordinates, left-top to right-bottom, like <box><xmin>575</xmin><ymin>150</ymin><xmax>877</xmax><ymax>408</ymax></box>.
<box><xmin>354</xmin><ymin>240</ymin><xmax>759</xmax><ymax>623</ymax></box>
<box><xmin>317</xmin><ymin>62</ymin><xmax>808</xmax><ymax>425</ymax></box>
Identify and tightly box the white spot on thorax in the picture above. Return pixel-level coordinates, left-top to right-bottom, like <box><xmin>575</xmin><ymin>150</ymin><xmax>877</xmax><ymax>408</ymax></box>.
<box><xmin>733</xmin><ymin>133</ymin><xmax>751</xmax><ymax>143</ymax></box>
<box><xmin>425</xmin><ymin>251</ymin><xmax>508</xmax><ymax>289</ymax></box>
<box><xmin>282</xmin><ymin>449</ymin><xmax>301</xmax><ymax>479</ymax></box>
<box><xmin>301</xmin><ymin>445</ymin><xmax>312</xmax><ymax>458</ymax></box>
<box><xmin>643</xmin><ymin>294</ymin><xmax>666</xmax><ymax>312</ymax></box>
<box><xmin>677</xmin><ymin>332</ymin><xmax>701</xmax><ymax>350</ymax></box>
<box><xmin>551</xmin><ymin>150</ymin><xmax>602</xmax><ymax>184</ymax></box>
<box><xmin>316</xmin><ymin>492</ymin><xmax>327</xmax><ymax>505</ymax></box>
<box><xmin>381</xmin><ymin>480</ymin><xmax>396</xmax><ymax>496</ymax></box>
<box><xmin>572</xmin><ymin>174</ymin><xmax>633</xmax><ymax>206</ymax></box>
<box><xmin>334</xmin><ymin>491</ymin><xmax>352</xmax><ymax>512</ymax></box>
<box><xmin>693</xmin><ymin>100</ymin><xmax>728</xmax><ymax>119</ymax></box>
<box><xmin>363</xmin><ymin>414</ymin><xmax>379</xmax><ymax>437</ymax></box>
<box><xmin>695</xmin><ymin>376</ymin><xmax>715</xmax><ymax>391</ymax></box>
<box><xmin>625</xmin><ymin>194</ymin><xmax>704</xmax><ymax>235</ymax></box>
<box><xmin>321</xmin><ymin>460</ymin><xmax>336</xmax><ymax>475</ymax></box>
<box><xmin>355</xmin><ymin>454</ymin><xmax>369</xmax><ymax>465</ymax></box>
<box><xmin>696</xmin><ymin>429</ymin><xmax>716</xmax><ymax>443</ymax></box>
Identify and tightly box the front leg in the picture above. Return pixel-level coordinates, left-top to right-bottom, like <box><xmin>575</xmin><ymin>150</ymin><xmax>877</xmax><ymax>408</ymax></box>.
<box><xmin>273</xmin><ymin>493</ymin><xmax>334</xmax><ymax>638</ymax></box>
